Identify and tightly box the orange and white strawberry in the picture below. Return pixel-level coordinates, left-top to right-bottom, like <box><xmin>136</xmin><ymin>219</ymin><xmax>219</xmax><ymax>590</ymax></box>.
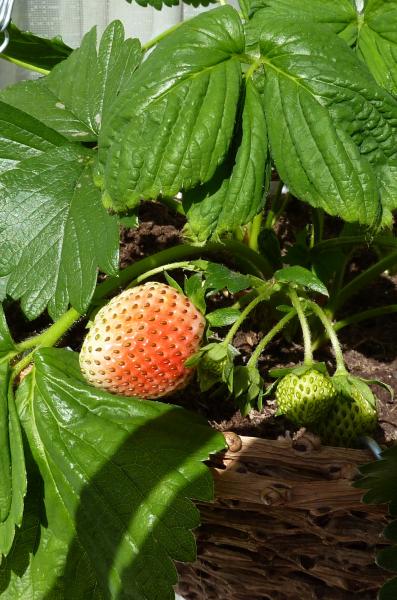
<box><xmin>79</xmin><ymin>282</ymin><xmax>206</xmax><ymax>399</ymax></box>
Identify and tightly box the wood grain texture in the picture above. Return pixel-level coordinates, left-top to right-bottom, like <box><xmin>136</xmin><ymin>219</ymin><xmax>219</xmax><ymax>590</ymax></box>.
<box><xmin>177</xmin><ymin>433</ymin><xmax>390</xmax><ymax>600</ymax></box>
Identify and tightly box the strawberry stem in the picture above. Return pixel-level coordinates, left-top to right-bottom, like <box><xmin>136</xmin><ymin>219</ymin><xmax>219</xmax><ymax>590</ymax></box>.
<box><xmin>248</xmin><ymin>308</ymin><xmax>296</xmax><ymax>367</ymax></box>
<box><xmin>307</xmin><ymin>300</ymin><xmax>347</xmax><ymax>374</ymax></box>
<box><xmin>126</xmin><ymin>261</ymin><xmax>202</xmax><ymax>289</ymax></box>
<box><xmin>224</xmin><ymin>286</ymin><xmax>274</xmax><ymax>346</ymax></box>
<box><xmin>288</xmin><ymin>289</ymin><xmax>313</xmax><ymax>365</ymax></box>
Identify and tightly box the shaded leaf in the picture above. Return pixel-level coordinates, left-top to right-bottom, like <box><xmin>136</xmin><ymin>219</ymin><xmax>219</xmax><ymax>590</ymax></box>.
<box><xmin>0</xmin><ymin>306</ymin><xmax>16</xmax><ymax>360</ymax></box>
<box><xmin>184</xmin><ymin>77</ymin><xmax>270</xmax><ymax>241</ymax></box>
<box><xmin>14</xmin><ymin>348</ymin><xmax>224</xmax><ymax>599</ymax></box>
<box><xmin>0</xmin><ymin>101</ymin><xmax>66</xmax><ymax>176</ymax></box>
<box><xmin>0</xmin><ymin>145</ymin><xmax>119</xmax><ymax>320</ymax></box>
<box><xmin>0</xmin><ymin>364</ymin><xmax>26</xmax><ymax>557</ymax></box>
<box><xmin>1</xmin><ymin>23</ymin><xmax>72</xmax><ymax>71</ymax></box>
<box><xmin>0</xmin><ymin>21</ymin><xmax>141</xmax><ymax>141</ymax></box>
<box><xmin>274</xmin><ymin>266</ymin><xmax>329</xmax><ymax>296</ymax></box>
<box><xmin>98</xmin><ymin>6</ymin><xmax>244</xmax><ymax>211</ymax></box>
<box><xmin>379</xmin><ymin>576</ymin><xmax>397</xmax><ymax>600</ymax></box>
<box><xmin>205</xmin><ymin>262</ymin><xmax>251</xmax><ymax>294</ymax></box>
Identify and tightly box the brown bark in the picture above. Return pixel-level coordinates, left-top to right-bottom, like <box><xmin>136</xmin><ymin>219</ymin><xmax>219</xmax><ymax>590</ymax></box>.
<box><xmin>177</xmin><ymin>433</ymin><xmax>390</xmax><ymax>600</ymax></box>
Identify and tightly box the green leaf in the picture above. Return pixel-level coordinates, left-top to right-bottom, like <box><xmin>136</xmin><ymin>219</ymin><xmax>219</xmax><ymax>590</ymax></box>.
<box><xmin>184</xmin><ymin>273</ymin><xmax>206</xmax><ymax>314</ymax></box>
<box><xmin>206</xmin><ymin>307</ymin><xmax>241</xmax><ymax>327</ymax></box>
<box><xmin>0</xmin><ymin>100</ymin><xmax>66</xmax><ymax>175</ymax></box>
<box><xmin>379</xmin><ymin>577</ymin><xmax>397</xmax><ymax>600</ymax></box>
<box><xmin>356</xmin><ymin>0</ymin><xmax>397</xmax><ymax>96</ymax></box>
<box><xmin>98</xmin><ymin>6</ymin><xmax>244</xmax><ymax>211</ymax></box>
<box><xmin>0</xmin><ymin>21</ymin><xmax>142</xmax><ymax>142</ymax></box>
<box><xmin>274</xmin><ymin>266</ymin><xmax>329</xmax><ymax>296</ymax></box>
<box><xmin>255</xmin><ymin>17</ymin><xmax>397</xmax><ymax>225</ymax></box>
<box><xmin>0</xmin><ymin>456</ymin><xmax>85</xmax><ymax>599</ymax></box>
<box><xmin>126</xmin><ymin>0</ymin><xmax>215</xmax><ymax>7</ymax></box>
<box><xmin>13</xmin><ymin>348</ymin><xmax>224</xmax><ymax>599</ymax></box>
<box><xmin>0</xmin><ymin>145</ymin><xmax>119</xmax><ymax>320</ymax></box>
<box><xmin>248</xmin><ymin>0</ymin><xmax>358</xmax><ymax>44</ymax></box>
<box><xmin>1</xmin><ymin>23</ymin><xmax>72</xmax><ymax>72</ymax></box>
<box><xmin>205</xmin><ymin>262</ymin><xmax>251</xmax><ymax>294</ymax></box>
<box><xmin>0</xmin><ymin>306</ymin><xmax>16</xmax><ymax>360</ymax></box>
<box><xmin>184</xmin><ymin>77</ymin><xmax>270</xmax><ymax>241</ymax></box>
<box><xmin>0</xmin><ymin>364</ymin><xmax>26</xmax><ymax>557</ymax></box>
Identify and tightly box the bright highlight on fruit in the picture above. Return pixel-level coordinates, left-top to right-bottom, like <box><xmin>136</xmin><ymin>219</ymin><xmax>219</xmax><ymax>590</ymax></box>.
<box><xmin>276</xmin><ymin>369</ymin><xmax>337</xmax><ymax>426</ymax></box>
<box><xmin>80</xmin><ymin>282</ymin><xmax>206</xmax><ymax>399</ymax></box>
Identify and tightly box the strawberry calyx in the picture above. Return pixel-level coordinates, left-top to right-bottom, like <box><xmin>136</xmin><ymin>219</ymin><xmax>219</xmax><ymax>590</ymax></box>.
<box><xmin>187</xmin><ymin>342</ymin><xmax>239</xmax><ymax>392</ymax></box>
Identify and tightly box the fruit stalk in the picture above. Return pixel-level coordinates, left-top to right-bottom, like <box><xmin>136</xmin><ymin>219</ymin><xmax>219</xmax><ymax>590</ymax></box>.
<box><xmin>288</xmin><ymin>289</ymin><xmax>313</xmax><ymax>365</ymax></box>
<box><xmin>307</xmin><ymin>300</ymin><xmax>347</xmax><ymax>374</ymax></box>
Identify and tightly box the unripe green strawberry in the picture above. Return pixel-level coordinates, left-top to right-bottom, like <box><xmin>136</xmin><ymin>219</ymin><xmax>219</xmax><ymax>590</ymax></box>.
<box><xmin>316</xmin><ymin>390</ymin><xmax>377</xmax><ymax>447</ymax></box>
<box><xmin>276</xmin><ymin>369</ymin><xmax>336</xmax><ymax>425</ymax></box>
<box><xmin>80</xmin><ymin>282</ymin><xmax>206</xmax><ymax>399</ymax></box>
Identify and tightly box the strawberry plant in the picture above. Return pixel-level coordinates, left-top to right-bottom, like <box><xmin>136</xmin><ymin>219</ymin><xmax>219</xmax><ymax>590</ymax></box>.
<box><xmin>1</xmin><ymin>0</ymin><xmax>397</xmax><ymax>597</ymax></box>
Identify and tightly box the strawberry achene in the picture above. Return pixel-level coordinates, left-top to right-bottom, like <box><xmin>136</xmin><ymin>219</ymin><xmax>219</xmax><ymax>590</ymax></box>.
<box><xmin>80</xmin><ymin>282</ymin><xmax>206</xmax><ymax>399</ymax></box>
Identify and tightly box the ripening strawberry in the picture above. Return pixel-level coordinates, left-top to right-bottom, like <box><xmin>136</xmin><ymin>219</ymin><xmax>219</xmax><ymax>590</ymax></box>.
<box><xmin>80</xmin><ymin>282</ymin><xmax>206</xmax><ymax>399</ymax></box>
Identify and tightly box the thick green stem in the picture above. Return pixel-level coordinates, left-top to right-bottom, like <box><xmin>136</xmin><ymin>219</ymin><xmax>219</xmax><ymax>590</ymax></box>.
<box><xmin>248</xmin><ymin>213</ymin><xmax>263</xmax><ymax>252</ymax></box>
<box><xmin>224</xmin><ymin>288</ymin><xmax>271</xmax><ymax>346</ymax></box>
<box><xmin>0</xmin><ymin>54</ymin><xmax>50</xmax><ymax>75</ymax></box>
<box><xmin>307</xmin><ymin>300</ymin><xmax>347</xmax><ymax>374</ymax></box>
<box><xmin>95</xmin><ymin>241</ymin><xmax>271</xmax><ymax>301</ymax></box>
<box><xmin>248</xmin><ymin>309</ymin><xmax>296</xmax><ymax>367</ymax></box>
<box><xmin>288</xmin><ymin>289</ymin><xmax>313</xmax><ymax>365</ymax></box>
<box><xmin>12</xmin><ymin>308</ymin><xmax>82</xmax><ymax>378</ymax></box>
<box><xmin>126</xmin><ymin>261</ymin><xmax>201</xmax><ymax>289</ymax></box>
<box><xmin>264</xmin><ymin>181</ymin><xmax>283</xmax><ymax>230</ymax></box>
<box><xmin>312</xmin><ymin>304</ymin><xmax>397</xmax><ymax>351</ymax></box>
<box><xmin>327</xmin><ymin>250</ymin><xmax>397</xmax><ymax>317</ymax></box>
<box><xmin>141</xmin><ymin>21</ymin><xmax>185</xmax><ymax>52</ymax></box>
<box><xmin>16</xmin><ymin>308</ymin><xmax>81</xmax><ymax>353</ymax></box>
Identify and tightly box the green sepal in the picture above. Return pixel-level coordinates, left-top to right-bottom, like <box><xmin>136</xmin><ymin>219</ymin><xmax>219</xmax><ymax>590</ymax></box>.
<box><xmin>332</xmin><ymin>373</ymin><xmax>377</xmax><ymax>411</ymax></box>
<box><xmin>232</xmin><ymin>365</ymin><xmax>264</xmax><ymax>415</ymax></box>
<box><xmin>184</xmin><ymin>273</ymin><xmax>206</xmax><ymax>314</ymax></box>
<box><xmin>188</xmin><ymin>342</ymin><xmax>239</xmax><ymax>392</ymax></box>
<box><xmin>269</xmin><ymin>362</ymin><xmax>328</xmax><ymax>380</ymax></box>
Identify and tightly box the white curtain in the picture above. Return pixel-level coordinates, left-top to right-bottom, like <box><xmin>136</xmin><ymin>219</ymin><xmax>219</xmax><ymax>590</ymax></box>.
<box><xmin>0</xmin><ymin>0</ymin><xmax>219</xmax><ymax>87</ymax></box>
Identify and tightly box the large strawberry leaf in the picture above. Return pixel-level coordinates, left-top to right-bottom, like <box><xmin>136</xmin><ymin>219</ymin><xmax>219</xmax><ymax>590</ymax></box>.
<box><xmin>248</xmin><ymin>0</ymin><xmax>358</xmax><ymax>44</ymax></box>
<box><xmin>0</xmin><ymin>21</ymin><xmax>141</xmax><ymax>142</ymax></box>
<box><xmin>253</xmin><ymin>17</ymin><xmax>397</xmax><ymax>225</ymax></box>
<box><xmin>10</xmin><ymin>348</ymin><xmax>224</xmax><ymax>599</ymax></box>
<box><xmin>1</xmin><ymin>23</ymin><xmax>72</xmax><ymax>72</ymax></box>
<box><xmin>0</xmin><ymin>101</ymin><xmax>66</xmax><ymax>175</ymax></box>
<box><xmin>0</xmin><ymin>363</ymin><xmax>26</xmax><ymax>558</ymax></box>
<box><xmin>0</xmin><ymin>145</ymin><xmax>119</xmax><ymax>320</ymax></box>
<box><xmin>97</xmin><ymin>6</ymin><xmax>244</xmax><ymax>211</ymax></box>
<box><xmin>356</xmin><ymin>0</ymin><xmax>397</xmax><ymax>96</ymax></box>
<box><xmin>184</xmin><ymin>77</ymin><xmax>269</xmax><ymax>241</ymax></box>
<box><xmin>356</xmin><ymin>446</ymin><xmax>397</xmax><ymax>600</ymax></box>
